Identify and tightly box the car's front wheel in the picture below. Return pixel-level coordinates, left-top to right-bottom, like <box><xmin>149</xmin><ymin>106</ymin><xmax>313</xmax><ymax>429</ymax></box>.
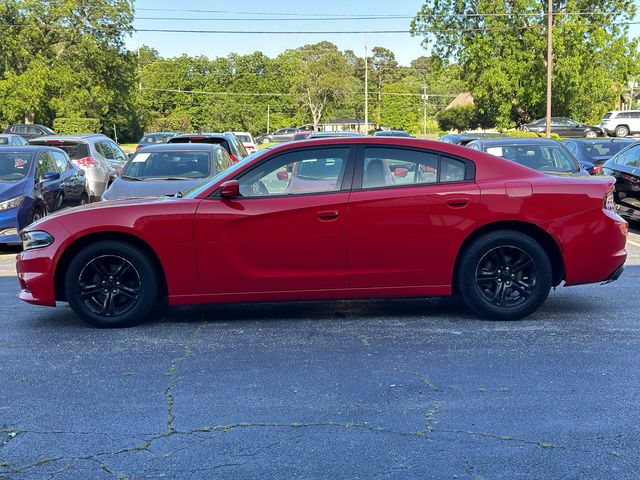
<box><xmin>65</xmin><ymin>241</ymin><xmax>158</xmax><ymax>327</ymax></box>
<box><xmin>585</xmin><ymin>130</ymin><xmax>598</xmax><ymax>139</ymax></box>
<box><xmin>457</xmin><ymin>231</ymin><xmax>552</xmax><ymax>320</ymax></box>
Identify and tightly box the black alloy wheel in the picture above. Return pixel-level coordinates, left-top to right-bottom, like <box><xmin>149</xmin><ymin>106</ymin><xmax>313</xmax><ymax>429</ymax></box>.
<box><xmin>458</xmin><ymin>230</ymin><xmax>552</xmax><ymax>320</ymax></box>
<box><xmin>65</xmin><ymin>241</ymin><xmax>159</xmax><ymax>327</ymax></box>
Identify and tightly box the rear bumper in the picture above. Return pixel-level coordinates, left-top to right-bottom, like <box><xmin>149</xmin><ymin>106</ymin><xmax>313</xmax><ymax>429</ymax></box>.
<box><xmin>601</xmin><ymin>264</ymin><xmax>624</xmax><ymax>285</ymax></box>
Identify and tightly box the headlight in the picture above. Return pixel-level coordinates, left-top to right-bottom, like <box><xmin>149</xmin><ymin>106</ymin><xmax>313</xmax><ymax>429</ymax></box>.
<box><xmin>21</xmin><ymin>230</ymin><xmax>55</xmax><ymax>250</ymax></box>
<box><xmin>0</xmin><ymin>195</ymin><xmax>24</xmax><ymax>211</ymax></box>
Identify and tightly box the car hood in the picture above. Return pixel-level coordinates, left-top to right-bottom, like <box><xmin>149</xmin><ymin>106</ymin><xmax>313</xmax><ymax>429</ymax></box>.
<box><xmin>102</xmin><ymin>178</ymin><xmax>204</xmax><ymax>200</ymax></box>
<box><xmin>0</xmin><ymin>180</ymin><xmax>27</xmax><ymax>200</ymax></box>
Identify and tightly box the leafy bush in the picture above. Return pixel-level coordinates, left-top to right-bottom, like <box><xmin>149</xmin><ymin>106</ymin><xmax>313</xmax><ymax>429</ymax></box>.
<box><xmin>53</xmin><ymin>118</ymin><xmax>101</xmax><ymax>135</ymax></box>
<box><xmin>148</xmin><ymin>115</ymin><xmax>192</xmax><ymax>133</ymax></box>
<box><xmin>436</xmin><ymin>105</ymin><xmax>477</xmax><ymax>132</ymax></box>
<box><xmin>504</xmin><ymin>129</ymin><xmax>562</xmax><ymax>140</ymax></box>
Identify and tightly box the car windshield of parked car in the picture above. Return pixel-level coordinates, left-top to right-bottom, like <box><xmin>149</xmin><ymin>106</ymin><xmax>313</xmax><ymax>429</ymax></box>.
<box><xmin>581</xmin><ymin>141</ymin><xmax>633</xmax><ymax>158</ymax></box>
<box><xmin>0</xmin><ymin>152</ymin><xmax>33</xmax><ymax>182</ymax></box>
<box><xmin>485</xmin><ymin>144</ymin><xmax>579</xmax><ymax>173</ymax></box>
<box><xmin>141</xmin><ymin>134</ymin><xmax>174</xmax><ymax>144</ymax></box>
<box><xmin>123</xmin><ymin>151</ymin><xmax>212</xmax><ymax>180</ymax></box>
<box><xmin>0</xmin><ymin>137</ymin><xmax>9</xmax><ymax>145</ymax></box>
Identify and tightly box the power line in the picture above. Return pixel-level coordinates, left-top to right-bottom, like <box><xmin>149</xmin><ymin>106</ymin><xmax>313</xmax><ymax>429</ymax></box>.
<box><xmin>141</xmin><ymin>87</ymin><xmax>458</xmax><ymax>97</ymax></box>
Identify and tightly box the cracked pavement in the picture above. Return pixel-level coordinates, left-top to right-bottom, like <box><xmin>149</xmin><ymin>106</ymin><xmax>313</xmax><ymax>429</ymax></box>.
<box><xmin>1</xmin><ymin>224</ymin><xmax>640</xmax><ymax>479</ymax></box>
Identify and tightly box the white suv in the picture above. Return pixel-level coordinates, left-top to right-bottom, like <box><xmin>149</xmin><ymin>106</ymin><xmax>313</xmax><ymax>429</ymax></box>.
<box><xmin>600</xmin><ymin>110</ymin><xmax>640</xmax><ymax>137</ymax></box>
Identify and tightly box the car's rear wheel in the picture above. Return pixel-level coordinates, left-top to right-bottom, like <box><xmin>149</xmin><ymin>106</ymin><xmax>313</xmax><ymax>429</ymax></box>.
<box><xmin>585</xmin><ymin>130</ymin><xmax>598</xmax><ymax>139</ymax></box>
<box><xmin>80</xmin><ymin>193</ymin><xmax>89</xmax><ymax>205</ymax></box>
<box><xmin>65</xmin><ymin>241</ymin><xmax>158</xmax><ymax>327</ymax></box>
<box><xmin>458</xmin><ymin>231</ymin><xmax>552</xmax><ymax>320</ymax></box>
<box><xmin>615</xmin><ymin>125</ymin><xmax>629</xmax><ymax>137</ymax></box>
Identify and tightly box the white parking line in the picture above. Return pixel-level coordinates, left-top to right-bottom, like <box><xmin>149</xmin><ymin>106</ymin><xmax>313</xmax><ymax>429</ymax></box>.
<box><xmin>628</xmin><ymin>239</ymin><xmax>640</xmax><ymax>248</ymax></box>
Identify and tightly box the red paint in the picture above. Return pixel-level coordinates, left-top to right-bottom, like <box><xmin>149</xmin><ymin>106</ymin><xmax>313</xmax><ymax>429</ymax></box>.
<box><xmin>16</xmin><ymin>137</ymin><xmax>627</xmax><ymax>309</ymax></box>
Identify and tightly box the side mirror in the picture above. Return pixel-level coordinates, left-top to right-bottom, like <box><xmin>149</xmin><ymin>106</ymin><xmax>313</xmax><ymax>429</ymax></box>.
<box><xmin>220</xmin><ymin>180</ymin><xmax>240</xmax><ymax>198</ymax></box>
<box><xmin>394</xmin><ymin>167</ymin><xmax>408</xmax><ymax>178</ymax></box>
<box><xmin>276</xmin><ymin>170</ymin><xmax>289</xmax><ymax>181</ymax></box>
<box><xmin>41</xmin><ymin>172</ymin><xmax>60</xmax><ymax>182</ymax></box>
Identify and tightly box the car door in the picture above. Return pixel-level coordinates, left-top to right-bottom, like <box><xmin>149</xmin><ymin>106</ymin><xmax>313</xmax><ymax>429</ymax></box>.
<box><xmin>35</xmin><ymin>151</ymin><xmax>64</xmax><ymax>212</ymax></box>
<box><xmin>52</xmin><ymin>151</ymin><xmax>83</xmax><ymax>206</ymax></box>
<box><xmin>346</xmin><ymin>145</ymin><xmax>480</xmax><ymax>288</ymax></box>
<box><xmin>194</xmin><ymin>146</ymin><xmax>354</xmax><ymax>295</ymax></box>
<box><xmin>605</xmin><ymin>144</ymin><xmax>640</xmax><ymax>217</ymax></box>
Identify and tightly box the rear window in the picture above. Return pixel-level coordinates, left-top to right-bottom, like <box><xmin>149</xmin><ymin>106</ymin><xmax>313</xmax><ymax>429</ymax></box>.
<box><xmin>580</xmin><ymin>141</ymin><xmax>633</xmax><ymax>159</ymax></box>
<box><xmin>169</xmin><ymin>136</ymin><xmax>230</xmax><ymax>152</ymax></box>
<box><xmin>235</xmin><ymin>134</ymin><xmax>252</xmax><ymax>143</ymax></box>
<box><xmin>30</xmin><ymin>140</ymin><xmax>89</xmax><ymax>160</ymax></box>
<box><xmin>0</xmin><ymin>137</ymin><xmax>8</xmax><ymax>145</ymax></box>
<box><xmin>141</xmin><ymin>134</ymin><xmax>175</xmax><ymax>144</ymax></box>
<box><xmin>0</xmin><ymin>152</ymin><xmax>33</xmax><ymax>182</ymax></box>
<box><xmin>123</xmin><ymin>151</ymin><xmax>212</xmax><ymax>179</ymax></box>
<box><xmin>485</xmin><ymin>145</ymin><xmax>579</xmax><ymax>173</ymax></box>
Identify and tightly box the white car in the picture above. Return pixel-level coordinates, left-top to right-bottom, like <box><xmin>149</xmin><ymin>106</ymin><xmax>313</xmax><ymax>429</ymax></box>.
<box><xmin>600</xmin><ymin>110</ymin><xmax>640</xmax><ymax>137</ymax></box>
<box><xmin>233</xmin><ymin>132</ymin><xmax>257</xmax><ymax>154</ymax></box>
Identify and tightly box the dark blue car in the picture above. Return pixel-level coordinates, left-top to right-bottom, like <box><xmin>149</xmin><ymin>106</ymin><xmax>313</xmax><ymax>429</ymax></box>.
<box><xmin>562</xmin><ymin>138</ymin><xmax>636</xmax><ymax>175</ymax></box>
<box><xmin>0</xmin><ymin>146</ymin><xmax>88</xmax><ymax>246</ymax></box>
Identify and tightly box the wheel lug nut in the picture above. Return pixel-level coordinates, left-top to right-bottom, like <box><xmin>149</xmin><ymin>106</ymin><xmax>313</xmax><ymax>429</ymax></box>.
<box><xmin>103</xmin><ymin>289</ymin><xmax>108</xmax><ymax>293</ymax></box>
<box><xmin>116</xmin><ymin>282</ymin><xmax>120</xmax><ymax>285</ymax></box>
<box><xmin>112</xmin><ymin>290</ymin><xmax>117</xmax><ymax>294</ymax></box>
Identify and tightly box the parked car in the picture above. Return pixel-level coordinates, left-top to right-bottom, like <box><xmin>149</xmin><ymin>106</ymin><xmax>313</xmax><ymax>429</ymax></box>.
<box><xmin>306</xmin><ymin>131</ymin><xmax>364</xmax><ymax>139</ymax></box>
<box><xmin>466</xmin><ymin>138</ymin><xmax>587</xmax><ymax>176</ymax></box>
<box><xmin>136</xmin><ymin>132</ymin><xmax>178</xmax><ymax>151</ymax></box>
<box><xmin>168</xmin><ymin>133</ymin><xmax>248</xmax><ymax>163</ymax></box>
<box><xmin>293</xmin><ymin>131</ymin><xmax>313</xmax><ymax>141</ymax></box>
<box><xmin>439</xmin><ymin>132</ymin><xmax>509</xmax><ymax>145</ymax></box>
<box><xmin>256</xmin><ymin>128</ymin><xmax>307</xmax><ymax>144</ymax></box>
<box><xmin>29</xmin><ymin>134</ymin><xmax>127</xmax><ymax>199</ymax></box>
<box><xmin>102</xmin><ymin>144</ymin><xmax>232</xmax><ymax>201</ymax></box>
<box><xmin>232</xmin><ymin>131</ymin><xmax>258</xmax><ymax>154</ymax></box>
<box><xmin>562</xmin><ymin>138</ymin><xmax>636</xmax><ymax>175</ymax></box>
<box><xmin>600</xmin><ymin>141</ymin><xmax>640</xmax><ymax>221</ymax></box>
<box><xmin>1</xmin><ymin>146</ymin><xmax>88</xmax><ymax>245</ymax></box>
<box><xmin>16</xmin><ymin>137</ymin><xmax>626</xmax><ymax>327</ymax></box>
<box><xmin>518</xmin><ymin>117</ymin><xmax>605</xmax><ymax>138</ymax></box>
<box><xmin>373</xmin><ymin>130</ymin><xmax>413</xmax><ymax>137</ymax></box>
<box><xmin>4</xmin><ymin>124</ymin><xmax>55</xmax><ymax>140</ymax></box>
<box><xmin>599</xmin><ymin>110</ymin><xmax>640</xmax><ymax>137</ymax></box>
<box><xmin>0</xmin><ymin>134</ymin><xmax>28</xmax><ymax>146</ymax></box>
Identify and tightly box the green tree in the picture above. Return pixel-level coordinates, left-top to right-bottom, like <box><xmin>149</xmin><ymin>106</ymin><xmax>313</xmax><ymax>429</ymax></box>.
<box><xmin>411</xmin><ymin>0</ymin><xmax>640</xmax><ymax>128</ymax></box>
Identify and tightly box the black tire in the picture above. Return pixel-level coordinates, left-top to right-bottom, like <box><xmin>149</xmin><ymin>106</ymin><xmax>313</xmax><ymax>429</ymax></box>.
<box><xmin>28</xmin><ymin>207</ymin><xmax>45</xmax><ymax>225</ymax></box>
<box><xmin>64</xmin><ymin>241</ymin><xmax>158</xmax><ymax>327</ymax></box>
<box><xmin>260</xmin><ymin>137</ymin><xmax>272</xmax><ymax>145</ymax></box>
<box><xmin>615</xmin><ymin>125</ymin><xmax>629</xmax><ymax>137</ymax></box>
<box><xmin>80</xmin><ymin>193</ymin><xmax>89</xmax><ymax>205</ymax></box>
<box><xmin>585</xmin><ymin>130</ymin><xmax>597</xmax><ymax>139</ymax></box>
<box><xmin>457</xmin><ymin>230</ymin><xmax>552</xmax><ymax>320</ymax></box>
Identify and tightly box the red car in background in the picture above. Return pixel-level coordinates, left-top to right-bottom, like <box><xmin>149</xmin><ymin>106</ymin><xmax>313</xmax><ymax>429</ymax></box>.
<box><xmin>16</xmin><ymin>137</ymin><xmax>627</xmax><ymax>327</ymax></box>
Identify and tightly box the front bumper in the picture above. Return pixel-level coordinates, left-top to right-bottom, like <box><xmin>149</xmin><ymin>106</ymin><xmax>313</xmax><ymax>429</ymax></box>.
<box><xmin>0</xmin><ymin>208</ymin><xmax>22</xmax><ymax>245</ymax></box>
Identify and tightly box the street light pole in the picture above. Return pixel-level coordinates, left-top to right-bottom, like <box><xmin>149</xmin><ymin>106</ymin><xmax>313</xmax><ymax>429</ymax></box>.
<box><xmin>364</xmin><ymin>39</ymin><xmax>369</xmax><ymax>134</ymax></box>
<box><xmin>545</xmin><ymin>0</ymin><xmax>553</xmax><ymax>139</ymax></box>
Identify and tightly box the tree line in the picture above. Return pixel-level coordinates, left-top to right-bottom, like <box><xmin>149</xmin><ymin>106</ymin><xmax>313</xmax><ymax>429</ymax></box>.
<box><xmin>0</xmin><ymin>0</ymin><xmax>638</xmax><ymax>142</ymax></box>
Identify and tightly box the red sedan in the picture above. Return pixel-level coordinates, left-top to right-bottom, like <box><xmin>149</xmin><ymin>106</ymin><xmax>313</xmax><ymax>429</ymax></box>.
<box><xmin>16</xmin><ymin>138</ymin><xmax>628</xmax><ymax>327</ymax></box>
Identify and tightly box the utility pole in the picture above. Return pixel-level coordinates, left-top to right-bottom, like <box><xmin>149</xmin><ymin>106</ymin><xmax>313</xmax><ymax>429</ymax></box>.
<box><xmin>422</xmin><ymin>85</ymin><xmax>428</xmax><ymax>136</ymax></box>
<box><xmin>545</xmin><ymin>0</ymin><xmax>553</xmax><ymax>139</ymax></box>
<box><xmin>267</xmin><ymin>105</ymin><xmax>270</xmax><ymax>133</ymax></box>
<box><xmin>364</xmin><ymin>38</ymin><xmax>369</xmax><ymax>134</ymax></box>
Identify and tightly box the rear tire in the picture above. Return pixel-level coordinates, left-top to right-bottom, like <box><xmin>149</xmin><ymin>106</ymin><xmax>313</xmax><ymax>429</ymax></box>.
<box><xmin>64</xmin><ymin>241</ymin><xmax>158</xmax><ymax>327</ymax></box>
<box><xmin>585</xmin><ymin>130</ymin><xmax>598</xmax><ymax>139</ymax></box>
<box><xmin>457</xmin><ymin>231</ymin><xmax>552</xmax><ymax>320</ymax></box>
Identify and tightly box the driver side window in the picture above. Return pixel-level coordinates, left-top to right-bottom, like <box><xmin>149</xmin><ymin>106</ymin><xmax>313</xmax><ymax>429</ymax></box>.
<box><xmin>237</xmin><ymin>148</ymin><xmax>350</xmax><ymax>197</ymax></box>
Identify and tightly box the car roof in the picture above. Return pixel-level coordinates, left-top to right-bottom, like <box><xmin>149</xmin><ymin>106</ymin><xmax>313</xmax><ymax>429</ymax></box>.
<box><xmin>30</xmin><ymin>134</ymin><xmax>108</xmax><ymax>142</ymax></box>
<box><xmin>0</xmin><ymin>145</ymin><xmax>57</xmax><ymax>153</ymax></box>
<box><xmin>172</xmin><ymin>133</ymin><xmax>231</xmax><ymax>140</ymax></box>
<box><xmin>470</xmin><ymin>138</ymin><xmax>562</xmax><ymax>146</ymax></box>
<box><xmin>136</xmin><ymin>143</ymin><xmax>221</xmax><ymax>152</ymax></box>
<box><xmin>562</xmin><ymin>138</ymin><xmax>636</xmax><ymax>143</ymax></box>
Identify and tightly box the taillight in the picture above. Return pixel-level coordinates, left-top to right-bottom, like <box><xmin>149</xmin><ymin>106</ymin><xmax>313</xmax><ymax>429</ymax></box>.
<box><xmin>229</xmin><ymin>154</ymin><xmax>238</xmax><ymax>163</ymax></box>
<box><xmin>75</xmin><ymin>157</ymin><xmax>97</xmax><ymax>167</ymax></box>
<box><xmin>604</xmin><ymin>188</ymin><xmax>616</xmax><ymax>211</ymax></box>
<box><xmin>592</xmin><ymin>164</ymin><xmax>602</xmax><ymax>175</ymax></box>
<box><xmin>135</xmin><ymin>145</ymin><xmax>142</xmax><ymax>151</ymax></box>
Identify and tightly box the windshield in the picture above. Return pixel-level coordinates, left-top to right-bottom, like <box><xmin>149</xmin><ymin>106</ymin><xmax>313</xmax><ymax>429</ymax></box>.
<box><xmin>123</xmin><ymin>151</ymin><xmax>212</xmax><ymax>180</ymax></box>
<box><xmin>141</xmin><ymin>134</ymin><xmax>175</xmax><ymax>144</ymax></box>
<box><xmin>0</xmin><ymin>152</ymin><xmax>33</xmax><ymax>182</ymax></box>
<box><xmin>183</xmin><ymin>148</ymin><xmax>272</xmax><ymax>198</ymax></box>
<box><xmin>485</xmin><ymin>144</ymin><xmax>579</xmax><ymax>173</ymax></box>
<box><xmin>580</xmin><ymin>141</ymin><xmax>634</xmax><ymax>159</ymax></box>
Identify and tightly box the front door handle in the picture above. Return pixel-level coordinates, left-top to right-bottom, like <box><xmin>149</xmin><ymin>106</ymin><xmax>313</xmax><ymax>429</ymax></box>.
<box><xmin>317</xmin><ymin>210</ymin><xmax>340</xmax><ymax>221</ymax></box>
<box><xmin>446</xmin><ymin>198</ymin><xmax>470</xmax><ymax>208</ymax></box>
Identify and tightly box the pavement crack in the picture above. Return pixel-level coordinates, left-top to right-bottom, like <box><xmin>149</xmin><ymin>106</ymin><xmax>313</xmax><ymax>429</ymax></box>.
<box><xmin>395</xmin><ymin>368</ymin><xmax>441</xmax><ymax>392</ymax></box>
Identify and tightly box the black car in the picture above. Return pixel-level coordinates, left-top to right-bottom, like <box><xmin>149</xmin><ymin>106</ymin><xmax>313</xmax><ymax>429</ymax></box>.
<box><xmin>600</xmin><ymin>141</ymin><xmax>640</xmax><ymax>221</ymax></box>
<box><xmin>373</xmin><ymin>130</ymin><xmax>413</xmax><ymax>137</ymax></box>
<box><xmin>562</xmin><ymin>138</ymin><xmax>636</xmax><ymax>175</ymax></box>
<box><xmin>439</xmin><ymin>132</ymin><xmax>510</xmax><ymax>145</ymax></box>
<box><xmin>518</xmin><ymin>117</ymin><xmax>605</xmax><ymax>138</ymax></box>
<box><xmin>168</xmin><ymin>133</ymin><xmax>248</xmax><ymax>163</ymax></box>
<box><xmin>136</xmin><ymin>132</ymin><xmax>179</xmax><ymax>151</ymax></box>
<box><xmin>0</xmin><ymin>146</ymin><xmax>88</xmax><ymax>245</ymax></box>
<box><xmin>102</xmin><ymin>144</ymin><xmax>233</xmax><ymax>201</ymax></box>
<box><xmin>306</xmin><ymin>131</ymin><xmax>364</xmax><ymax>139</ymax></box>
<box><xmin>4</xmin><ymin>124</ymin><xmax>55</xmax><ymax>140</ymax></box>
<box><xmin>466</xmin><ymin>138</ymin><xmax>587</xmax><ymax>176</ymax></box>
<box><xmin>256</xmin><ymin>128</ymin><xmax>307</xmax><ymax>145</ymax></box>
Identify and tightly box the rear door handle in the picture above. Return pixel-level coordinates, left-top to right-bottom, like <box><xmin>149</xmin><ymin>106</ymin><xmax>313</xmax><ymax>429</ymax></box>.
<box><xmin>317</xmin><ymin>210</ymin><xmax>340</xmax><ymax>221</ymax></box>
<box><xmin>446</xmin><ymin>198</ymin><xmax>470</xmax><ymax>208</ymax></box>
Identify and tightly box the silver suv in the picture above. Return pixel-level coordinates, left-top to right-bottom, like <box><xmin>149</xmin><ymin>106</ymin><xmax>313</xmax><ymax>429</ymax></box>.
<box><xmin>29</xmin><ymin>134</ymin><xmax>127</xmax><ymax>199</ymax></box>
<box><xmin>600</xmin><ymin>110</ymin><xmax>640</xmax><ymax>137</ymax></box>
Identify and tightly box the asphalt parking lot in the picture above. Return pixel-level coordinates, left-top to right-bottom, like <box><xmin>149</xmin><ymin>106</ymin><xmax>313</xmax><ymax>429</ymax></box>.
<box><xmin>1</xmin><ymin>225</ymin><xmax>640</xmax><ymax>479</ymax></box>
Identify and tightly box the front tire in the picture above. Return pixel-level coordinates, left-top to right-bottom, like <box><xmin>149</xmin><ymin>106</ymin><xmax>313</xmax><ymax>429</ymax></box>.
<box><xmin>585</xmin><ymin>130</ymin><xmax>598</xmax><ymax>139</ymax></box>
<box><xmin>615</xmin><ymin>125</ymin><xmax>629</xmax><ymax>137</ymax></box>
<box><xmin>65</xmin><ymin>241</ymin><xmax>158</xmax><ymax>327</ymax></box>
<box><xmin>457</xmin><ymin>231</ymin><xmax>552</xmax><ymax>320</ymax></box>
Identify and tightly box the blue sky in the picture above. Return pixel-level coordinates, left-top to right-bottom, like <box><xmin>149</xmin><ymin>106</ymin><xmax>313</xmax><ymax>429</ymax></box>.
<box><xmin>127</xmin><ymin>0</ymin><xmax>429</xmax><ymax>65</ymax></box>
